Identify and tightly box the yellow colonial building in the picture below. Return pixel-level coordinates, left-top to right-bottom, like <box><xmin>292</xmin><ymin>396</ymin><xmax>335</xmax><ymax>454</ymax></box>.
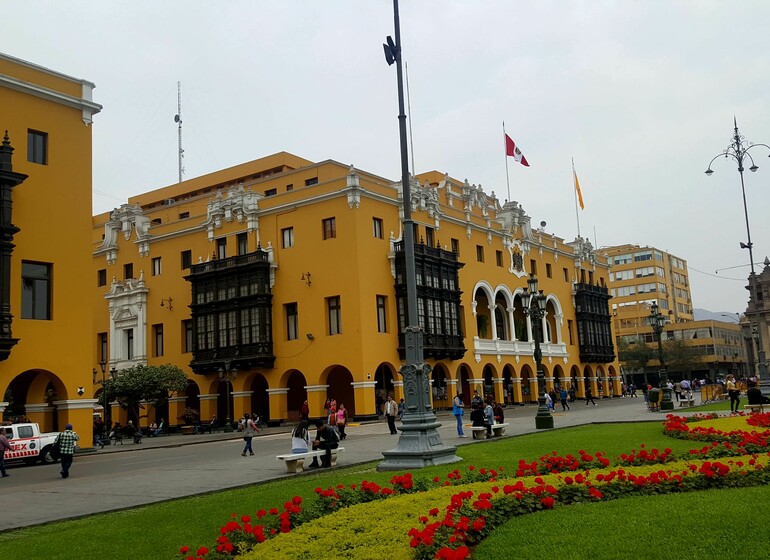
<box><xmin>0</xmin><ymin>52</ymin><xmax>102</xmax><ymax>445</ymax></box>
<box><xmin>93</xmin><ymin>152</ymin><xmax>621</xmax><ymax>428</ymax></box>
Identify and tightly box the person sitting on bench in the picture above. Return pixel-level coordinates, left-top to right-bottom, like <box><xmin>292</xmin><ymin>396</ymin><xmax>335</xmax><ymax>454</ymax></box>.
<box><xmin>291</xmin><ymin>420</ymin><xmax>310</xmax><ymax>454</ymax></box>
<box><xmin>307</xmin><ymin>420</ymin><xmax>339</xmax><ymax>468</ymax></box>
<box><xmin>154</xmin><ymin>419</ymin><xmax>165</xmax><ymax>436</ymax></box>
<box><xmin>747</xmin><ymin>384</ymin><xmax>770</xmax><ymax>405</ymax></box>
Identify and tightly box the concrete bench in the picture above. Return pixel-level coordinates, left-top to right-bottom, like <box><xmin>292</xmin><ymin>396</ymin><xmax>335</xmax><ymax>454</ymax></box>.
<box><xmin>678</xmin><ymin>399</ymin><xmax>695</xmax><ymax>407</ymax></box>
<box><xmin>470</xmin><ymin>423</ymin><xmax>509</xmax><ymax>440</ymax></box>
<box><xmin>276</xmin><ymin>447</ymin><xmax>345</xmax><ymax>473</ymax></box>
<box><xmin>745</xmin><ymin>404</ymin><xmax>765</xmax><ymax>414</ymax></box>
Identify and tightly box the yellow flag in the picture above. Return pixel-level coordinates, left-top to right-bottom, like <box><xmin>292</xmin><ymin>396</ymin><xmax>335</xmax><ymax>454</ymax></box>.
<box><xmin>574</xmin><ymin>169</ymin><xmax>585</xmax><ymax>210</ymax></box>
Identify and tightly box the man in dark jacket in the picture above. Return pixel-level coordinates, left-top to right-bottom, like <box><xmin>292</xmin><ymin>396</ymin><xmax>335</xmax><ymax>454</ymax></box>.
<box><xmin>308</xmin><ymin>421</ymin><xmax>339</xmax><ymax>468</ymax></box>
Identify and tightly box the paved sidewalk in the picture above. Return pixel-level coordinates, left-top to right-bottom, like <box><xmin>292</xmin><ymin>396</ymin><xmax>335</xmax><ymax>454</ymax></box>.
<box><xmin>2</xmin><ymin>395</ymin><xmax>692</xmax><ymax>530</ymax></box>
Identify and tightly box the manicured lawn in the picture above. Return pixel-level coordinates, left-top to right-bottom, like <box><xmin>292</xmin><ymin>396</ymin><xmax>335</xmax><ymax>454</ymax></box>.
<box><xmin>0</xmin><ymin>420</ymin><xmax>746</xmax><ymax>559</ymax></box>
<box><xmin>476</xmin><ymin>485</ymin><xmax>770</xmax><ymax>559</ymax></box>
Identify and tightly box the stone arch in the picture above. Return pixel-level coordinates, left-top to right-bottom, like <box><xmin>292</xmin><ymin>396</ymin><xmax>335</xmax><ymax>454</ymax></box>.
<box><xmin>4</xmin><ymin>369</ymin><xmax>68</xmax><ymax>431</ymax></box>
<box><xmin>492</xmin><ymin>286</ymin><xmax>513</xmax><ymax>341</ymax></box>
<box><xmin>431</xmin><ymin>363</ymin><xmax>450</xmax><ymax>409</ymax></box>
<box><xmin>457</xmin><ymin>363</ymin><xmax>473</xmax><ymax>405</ymax></box>
<box><xmin>553</xmin><ymin>364</ymin><xmax>565</xmax><ymax>389</ymax></box>
<box><xmin>570</xmin><ymin>365</ymin><xmax>581</xmax><ymax>389</ymax></box>
<box><xmin>247</xmin><ymin>373</ymin><xmax>270</xmax><ymax>422</ymax></box>
<box><xmin>502</xmin><ymin>364</ymin><xmax>515</xmax><ymax>405</ymax></box>
<box><xmin>374</xmin><ymin>362</ymin><xmax>396</xmax><ymax>412</ymax></box>
<box><xmin>521</xmin><ymin>363</ymin><xmax>535</xmax><ymax>403</ymax></box>
<box><xmin>597</xmin><ymin>365</ymin><xmax>607</xmax><ymax>397</ymax></box>
<box><xmin>473</xmin><ymin>284</ymin><xmax>494</xmax><ymax>339</ymax></box>
<box><xmin>545</xmin><ymin>294</ymin><xmax>564</xmax><ymax>344</ymax></box>
<box><xmin>322</xmin><ymin>365</ymin><xmax>356</xmax><ymax>416</ymax></box>
<box><xmin>185</xmin><ymin>379</ymin><xmax>201</xmax><ymax>411</ymax></box>
<box><xmin>282</xmin><ymin>369</ymin><xmax>308</xmax><ymax>422</ymax></box>
<box><xmin>512</xmin><ymin>291</ymin><xmax>528</xmax><ymax>341</ymax></box>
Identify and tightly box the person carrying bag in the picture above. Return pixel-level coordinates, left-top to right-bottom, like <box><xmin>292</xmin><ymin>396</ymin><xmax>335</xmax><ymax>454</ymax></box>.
<box><xmin>453</xmin><ymin>393</ymin><xmax>466</xmax><ymax>438</ymax></box>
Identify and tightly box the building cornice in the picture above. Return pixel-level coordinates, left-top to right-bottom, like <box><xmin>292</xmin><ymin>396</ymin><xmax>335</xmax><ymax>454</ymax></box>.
<box><xmin>0</xmin><ymin>73</ymin><xmax>102</xmax><ymax>125</ymax></box>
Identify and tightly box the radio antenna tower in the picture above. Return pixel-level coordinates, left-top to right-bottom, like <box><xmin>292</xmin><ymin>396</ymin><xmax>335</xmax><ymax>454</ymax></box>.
<box><xmin>174</xmin><ymin>81</ymin><xmax>185</xmax><ymax>183</ymax></box>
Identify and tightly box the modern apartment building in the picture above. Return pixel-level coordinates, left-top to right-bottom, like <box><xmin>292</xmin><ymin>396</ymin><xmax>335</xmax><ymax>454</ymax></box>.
<box><xmin>93</xmin><ymin>155</ymin><xmax>622</xmax><ymax>427</ymax></box>
<box><xmin>604</xmin><ymin>243</ymin><xmax>747</xmax><ymax>383</ymax></box>
<box><xmin>0</xmin><ymin>53</ymin><xmax>101</xmax><ymax>444</ymax></box>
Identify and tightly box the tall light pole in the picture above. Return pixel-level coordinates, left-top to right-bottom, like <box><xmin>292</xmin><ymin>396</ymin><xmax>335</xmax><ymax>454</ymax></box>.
<box><xmin>648</xmin><ymin>301</ymin><xmax>674</xmax><ymax>410</ymax></box>
<box><xmin>705</xmin><ymin>118</ymin><xmax>769</xmax><ymax>395</ymax></box>
<box><xmin>217</xmin><ymin>361</ymin><xmax>236</xmax><ymax>432</ymax></box>
<box><xmin>378</xmin><ymin>0</ymin><xmax>460</xmax><ymax>470</ymax></box>
<box><xmin>520</xmin><ymin>274</ymin><xmax>554</xmax><ymax>429</ymax></box>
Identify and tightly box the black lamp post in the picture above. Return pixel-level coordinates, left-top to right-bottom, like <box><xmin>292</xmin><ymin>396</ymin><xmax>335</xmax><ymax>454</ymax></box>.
<box><xmin>520</xmin><ymin>274</ymin><xmax>554</xmax><ymax>429</ymax></box>
<box><xmin>705</xmin><ymin>118</ymin><xmax>769</xmax><ymax>395</ymax></box>
<box><xmin>217</xmin><ymin>361</ymin><xmax>236</xmax><ymax>432</ymax></box>
<box><xmin>378</xmin><ymin>0</ymin><xmax>460</xmax><ymax>470</ymax></box>
<box><xmin>648</xmin><ymin>301</ymin><xmax>674</xmax><ymax>410</ymax></box>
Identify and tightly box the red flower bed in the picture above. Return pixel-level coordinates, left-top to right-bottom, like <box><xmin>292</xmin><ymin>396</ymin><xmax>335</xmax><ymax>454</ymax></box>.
<box><xmin>746</xmin><ymin>412</ymin><xmax>770</xmax><ymax>428</ymax></box>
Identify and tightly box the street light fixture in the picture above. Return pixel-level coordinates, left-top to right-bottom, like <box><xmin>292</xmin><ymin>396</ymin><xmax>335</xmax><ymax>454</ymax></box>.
<box><xmin>520</xmin><ymin>274</ymin><xmax>554</xmax><ymax>429</ymax></box>
<box><xmin>378</xmin><ymin>0</ymin><xmax>460</xmax><ymax>471</ymax></box>
<box><xmin>648</xmin><ymin>301</ymin><xmax>674</xmax><ymax>410</ymax></box>
<box><xmin>705</xmin><ymin>118</ymin><xmax>770</xmax><ymax>395</ymax></box>
<box><xmin>217</xmin><ymin>361</ymin><xmax>237</xmax><ymax>432</ymax></box>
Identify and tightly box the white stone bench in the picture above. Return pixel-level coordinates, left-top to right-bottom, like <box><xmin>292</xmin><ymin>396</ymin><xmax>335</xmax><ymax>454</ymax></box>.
<box><xmin>745</xmin><ymin>404</ymin><xmax>764</xmax><ymax>414</ymax></box>
<box><xmin>276</xmin><ymin>447</ymin><xmax>345</xmax><ymax>473</ymax></box>
<box><xmin>678</xmin><ymin>399</ymin><xmax>695</xmax><ymax>407</ymax></box>
<box><xmin>470</xmin><ymin>423</ymin><xmax>509</xmax><ymax>440</ymax></box>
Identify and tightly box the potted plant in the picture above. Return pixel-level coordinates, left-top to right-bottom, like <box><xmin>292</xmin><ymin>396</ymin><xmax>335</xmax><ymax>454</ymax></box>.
<box><xmin>177</xmin><ymin>407</ymin><xmax>200</xmax><ymax>425</ymax></box>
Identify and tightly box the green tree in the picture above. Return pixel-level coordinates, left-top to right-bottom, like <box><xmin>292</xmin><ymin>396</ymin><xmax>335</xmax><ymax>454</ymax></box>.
<box><xmin>663</xmin><ymin>338</ymin><xmax>703</xmax><ymax>379</ymax></box>
<box><xmin>617</xmin><ymin>338</ymin><xmax>654</xmax><ymax>374</ymax></box>
<box><xmin>104</xmin><ymin>364</ymin><xmax>188</xmax><ymax>422</ymax></box>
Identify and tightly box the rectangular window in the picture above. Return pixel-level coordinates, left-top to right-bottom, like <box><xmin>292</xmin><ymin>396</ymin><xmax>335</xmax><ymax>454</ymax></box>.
<box><xmin>179</xmin><ymin>211</ymin><xmax>190</xmax><ymax>219</ymax></box>
<box><xmin>530</xmin><ymin>259</ymin><xmax>537</xmax><ymax>276</ymax></box>
<box><xmin>98</xmin><ymin>332</ymin><xmax>108</xmax><ymax>364</ymax></box>
<box><xmin>125</xmin><ymin>329</ymin><xmax>134</xmax><ymax>360</ymax></box>
<box><xmin>264</xmin><ymin>188</ymin><xmax>277</xmax><ymax>197</ymax></box>
<box><xmin>496</xmin><ymin>250</ymin><xmax>503</xmax><ymax>267</ymax></box>
<box><xmin>237</xmin><ymin>232</ymin><xmax>248</xmax><ymax>256</ymax></box>
<box><xmin>282</xmin><ymin>227</ymin><xmax>294</xmax><ymax>249</ymax></box>
<box><xmin>451</xmin><ymin>238</ymin><xmax>459</xmax><ymax>256</ymax></box>
<box><xmin>97</xmin><ymin>269</ymin><xmax>107</xmax><ymax>287</ymax></box>
<box><xmin>322</xmin><ymin>217</ymin><xmax>336</xmax><ymax>240</ymax></box>
<box><xmin>285</xmin><ymin>302</ymin><xmax>298</xmax><ymax>341</ymax></box>
<box><xmin>151</xmin><ymin>257</ymin><xmax>162</xmax><ymax>276</ymax></box>
<box><xmin>327</xmin><ymin>296</ymin><xmax>341</xmax><ymax>335</ymax></box>
<box><xmin>425</xmin><ymin>227</ymin><xmax>435</xmax><ymax>248</ymax></box>
<box><xmin>588</xmin><ymin>271</ymin><xmax>594</xmax><ymax>284</ymax></box>
<box><xmin>613</xmin><ymin>254</ymin><xmax>632</xmax><ymax>265</ymax></box>
<box><xmin>305</xmin><ymin>177</ymin><xmax>318</xmax><ymax>186</ymax></box>
<box><xmin>153</xmin><ymin>324</ymin><xmax>164</xmax><ymax>357</ymax></box>
<box><xmin>563</xmin><ymin>268</ymin><xmax>569</xmax><ymax>282</ymax></box>
<box><xmin>181</xmin><ymin>250</ymin><xmax>192</xmax><ymax>270</ymax></box>
<box><xmin>373</xmin><ymin>217</ymin><xmax>383</xmax><ymax>239</ymax></box>
<box><xmin>286</xmin><ymin>183</ymin><xmax>294</xmax><ymax>191</ymax></box>
<box><xmin>216</xmin><ymin>238</ymin><xmax>227</xmax><ymax>259</ymax></box>
<box><xmin>124</xmin><ymin>263</ymin><xmax>133</xmax><ymax>280</ymax></box>
<box><xmin>27</xmin><ymin>130</ymin><xmax>48</xmax><ymax>165</ymax></box>
<box><xmin>546</xmin><ymin>263</ymin><xmax>552</xmax><ymax>278</ymax></box>
<box><xmin>476</xmin><ymin>245</ymin><xmax>484</xmax><ymax>262</ymax></box>
<box><xmin>376</xmin><ymin>295</ymin><xmax>387</xmax><ymax>333</ymax></box>
<box><xmin>22</xmin><ymin>261</ymin><xmax>52</xmax><ymax>320</ymax></box>
<box><xmin>183</xmin><ymin>320</ymin><xmax>193</xmax><ymax>353</ymax></box>
<box><xmin>634</xmin><ymin>251</ymin><xmax>652</xmax><ymax>262</ymax></box>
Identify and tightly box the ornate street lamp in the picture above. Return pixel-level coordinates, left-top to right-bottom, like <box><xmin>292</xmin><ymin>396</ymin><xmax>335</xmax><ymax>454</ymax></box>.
<box><xmin>520</xmin><ymin>274</ymin><xmax>554</xmax><ymax>429</ymax></box>
<box><xmin>378</xmin><ymin>0</ymin><xmax>460</xmax><ymax>470</ymax></box>
<box><xmin>648</xmin><ymin>301</ymin><xmax>674</xmax><ymax>410</ymax></box>
<box><xmin>705</xmin><ymin>118</ymin><xmax>769</xmax><ymax>395</ymax></box>
<box><xmin>217</xmin><ymin>361</ymin><xmax>236</xmax><ymax>432</ymax></box>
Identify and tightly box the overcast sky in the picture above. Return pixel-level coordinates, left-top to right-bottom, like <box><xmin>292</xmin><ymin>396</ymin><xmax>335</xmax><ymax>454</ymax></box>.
<box><xmin>5</xmin><ymin>1</ymin><xmax>770</xmax><ymax>314</ymax></box>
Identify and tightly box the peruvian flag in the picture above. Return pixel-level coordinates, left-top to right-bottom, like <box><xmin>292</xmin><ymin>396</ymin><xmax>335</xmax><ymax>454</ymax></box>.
<box><xmin>505</xmin><ymin>134</ymin><xmax>530</xmax><ymax>167</ymax></box>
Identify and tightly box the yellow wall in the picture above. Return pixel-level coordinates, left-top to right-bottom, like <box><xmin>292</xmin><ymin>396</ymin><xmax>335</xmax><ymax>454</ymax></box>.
<box><xmin>0</xmin><ymin>53</ymin><xmax>100</xmax><ymax>446</ymax></box>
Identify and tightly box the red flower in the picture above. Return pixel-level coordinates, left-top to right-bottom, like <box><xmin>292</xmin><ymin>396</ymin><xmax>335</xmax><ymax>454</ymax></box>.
<box><xmin>179</xmin><ymin>546</ymin><xmax>189</xmax><ymax>554</ymax></box>
<box><xmin>196</xmin><ymin>547</ymin><xmax>208</xmax><ymax>556</ymax></box>
<box><xmin>541</xmin><ymin>497</ymin><xmax>555</xmax><ymax>509</ymax></box>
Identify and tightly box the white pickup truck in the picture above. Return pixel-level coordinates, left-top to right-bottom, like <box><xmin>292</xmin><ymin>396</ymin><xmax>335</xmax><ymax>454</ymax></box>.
<box><xmin>1</xmin><ymin>422</ymin><xmax>60</xmax><ymax>464</ymax></box>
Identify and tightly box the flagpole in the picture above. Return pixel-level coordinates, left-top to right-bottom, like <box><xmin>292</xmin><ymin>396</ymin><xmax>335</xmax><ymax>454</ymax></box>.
<box><xmin>572</xmin><ymin>158</ymin><xmax>581</xmax><ymax>238</ymax></box>
<box><xmin>503</xmin><ymin>121</ymin><xmax>511</xmax><ymax>202</ymax></box>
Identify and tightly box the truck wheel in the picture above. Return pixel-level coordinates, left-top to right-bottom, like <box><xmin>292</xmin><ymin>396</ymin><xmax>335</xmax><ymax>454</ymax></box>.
<box><xmin>41</xmin><ymin>446</ymin><xmax>58</xmax><ymax>464</ymax></box>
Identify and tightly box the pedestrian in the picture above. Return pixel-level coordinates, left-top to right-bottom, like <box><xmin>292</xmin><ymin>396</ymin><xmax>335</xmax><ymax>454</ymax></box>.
<box><xmin>0</xmin><ymin>428</ymin><xmax>12</xmax><ymax>477</ymax></box>
<box><xmin>336</xmin><ymin>403</ymin><xmax>348</xmax><ymax>440</ymax></box>
<box><xmin>559</xmin><ymin>387</ymin><xmax>570</xmax><ymax>411</ymax></box>
<box><xmin>586</xmin><ymin>386</ymin><xmax>597</xmax><ymax>406</ymax></box>
<box><xmin>300</xmin><ymin>400</ymin><xmax>310</xmax><ymax>421</ymax></box>
<box><xmin>629</xmin><ymin>383</ymin><xmax>637</xmax><ymax>398</ymax></box>
<box><xmin>290</xmin><ymin>420</ymin><xmax>310</xmax><ymax>454</ymax></box>
<box><xmin>385</xmin><ymin>394</ymin><xmax>398</xmax><ymax>434</ymax></box>
<box><xmin>673</xmin><ymin>381</ymin><xmax>682</xmax><ymax>402</ymax></box>
<box><xmin>548</xmin><ymin>389</ymin><xmax>558</xmax><ymax>410</ymax></box>
<box><xmin>453</xmin><ymin>392</ymin><xmax>467</xmax><ymax>438</ymax></box>
<box><xmin>493</xmin><ymin>401</ymin><xmax>504</xmax><ymax>424</ymax></box>
<box><xmin>544</xmin><ymin>390</ymin><xmax>553</xmax><ymax>411</ymax></box>
<box><xmin>483</xmin><ymin>401</ymin><xmax>494</xmax><ymax>437</ymax></box>
<box><xmin>56</xmin><ymin>423</ymin><xmax>80</xmax><ymax>479</ymax></box>
<box><xmin>93</xmin><ymin>416</ymin><xmax>105</xmax><ymax>449</ymax></box>
<box><xmin>727</xmin><ymin>374</ymin><xmax>740</xmax><ymax>413</ymax></box>
<box><xmin>241</xmin><ymin>413</ymin><xmax>258</xmax><ymax>456</ymax></box>
<box><xmin>308</xmin><ymin>420</ymin><xmax>339</xmax><ymax>469</ymax></box>
<box><xmin>568</xmin><ymin>387</ymin><xmax>576</xmax><ymax>403</ymax></box>
<box><xmin>397</xmin><ymin>398</ymin><xmax>405</xmax><ymax>421</ymax></box>
<box><xmin>471</xmin><ymin>390</ymin><xmax>483</xmax><ymax>410</ymax></box>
